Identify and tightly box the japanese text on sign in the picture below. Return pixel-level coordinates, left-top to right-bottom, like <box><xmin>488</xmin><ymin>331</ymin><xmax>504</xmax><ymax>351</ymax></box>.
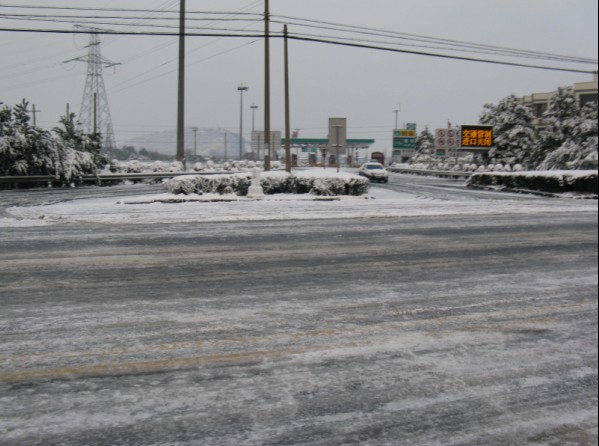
<box><xmin>460</xmin><ymin>125</ymin><xmax>493</xmax><ymax>148</ymax></box>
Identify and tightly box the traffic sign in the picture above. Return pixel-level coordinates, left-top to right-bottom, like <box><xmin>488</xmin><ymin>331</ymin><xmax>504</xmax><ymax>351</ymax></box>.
<box><xmin>460</xmin><ymin>125</ymin><xmax>493</xmax><ymax>148</ymax></box>
<box><xmin>435</xmin><ymin>128</ymin><xmax>460</xmax><ymax>148</ymax></box>
<box><xmin>393</xmin><ymin>136</ymin><xmax>417</xmax><ymax>149</ymax></box>
<box><xmin>393</xmin><ymin>124</ymin><xmax>417</xmax><ymax>149</ymax></box>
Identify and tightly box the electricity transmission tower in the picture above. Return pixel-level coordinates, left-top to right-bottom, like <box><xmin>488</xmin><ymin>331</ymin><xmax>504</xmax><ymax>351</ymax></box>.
<box><xmin>65</xmin><ymin>26</ymin><xmax>120</xmax><ymax>150</ymax></box>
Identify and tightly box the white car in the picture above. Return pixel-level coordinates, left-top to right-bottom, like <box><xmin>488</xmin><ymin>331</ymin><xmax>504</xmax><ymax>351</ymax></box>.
<box><xmin>358</xmin><ymin>162</ymin><xmax>389</xmax><ymax>183</ymax></box>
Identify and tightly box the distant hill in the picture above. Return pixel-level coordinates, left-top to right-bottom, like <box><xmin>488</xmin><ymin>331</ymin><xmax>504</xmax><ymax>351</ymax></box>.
<box><xmin>122</xmin><ymin>127</ymin><xmax>247</xmax><ymax>158</ymax></box>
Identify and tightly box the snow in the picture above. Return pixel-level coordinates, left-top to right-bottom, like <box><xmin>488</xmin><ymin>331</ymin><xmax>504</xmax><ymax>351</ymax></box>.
<box><xmin>2</xmin><ymin>181</ymin><xmax>596</xmax><ymax>228</ymax></box>
<box><xmin>476</xmin><ymin>169</ymin><xmax>596</xmax><ymax>178</ymax></box>
<box><xmin>1</xmin><ymin>175</ymin><xmax>596</xmax><ymax>445</ymax></box>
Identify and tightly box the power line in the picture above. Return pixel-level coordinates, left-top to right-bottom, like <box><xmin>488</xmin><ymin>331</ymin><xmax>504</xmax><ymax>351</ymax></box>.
<box><xmin>4</xmin><ymin>5</ymin><xmax>593</xmax><ymax>65</ymax></box>
<box><xmin>0</xmin><ymin>26</ymin><xmax>594</xmax><ymax>75</ymax></box>
<box><xmin>108</xmin><ymin>39</ymin><xmax>260</xmax><ymax>95</ymax></box>
<box><xmin>271</xmin><ymin>14</ymin><xmax>597</xmax><ymax>65</ymax></box>
<box><xmin>286</xmin><ymin>30</ymin><xmax>597</xmax><ymax>65</ymax></box>
<box><xmin>287</xmin><ymin>34</ymin><xmax>595</xmax><ymax>74</ymax></box>
<box><xmin>0</xmin><ymin>4</ymin><xmax>262</xmax><ymax>17</ymax></box>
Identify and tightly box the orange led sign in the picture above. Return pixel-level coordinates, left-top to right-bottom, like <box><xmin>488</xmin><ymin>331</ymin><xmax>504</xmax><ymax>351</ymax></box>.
<box><xmin>460</xmin><ymin>125</ymin><xmax>493</xmax><ymax>148</ymax></box>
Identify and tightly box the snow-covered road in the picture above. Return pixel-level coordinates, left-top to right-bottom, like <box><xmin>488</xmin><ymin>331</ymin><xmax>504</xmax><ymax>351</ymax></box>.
<box><xmin>1</xmin><ymin>177</ymin><xmax>597</xmax><ymax>445</ymax></box>
<box><xmin>1</xmin><ymin>174</ymin><xmax>596</xmax><ymax>227</ymax></box>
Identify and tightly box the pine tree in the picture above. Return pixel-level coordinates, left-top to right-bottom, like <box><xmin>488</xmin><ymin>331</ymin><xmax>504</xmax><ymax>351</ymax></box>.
<box><xmin>53</xmin><ymin>112</ymin><xmax>106</xmax><ymax>167</ymax></box>
<box><xmin>533</xmin><ymin>87</ymin><xmax>580</xmax><ymax>166</ymax></box>
<box><xmin>0</xmin><ymin>100</ymin><xmax>108</xmax><ymax>183</ymax></box>
<box><xmin>479</xmin><ymin>94</ymin><xmax>536</xmax><ymax>166</ymax></box>
<box><xmin>0</xmin><ymin>100</ymin><xmax>58</xmax><ymax>176</ymax></box>
<box><xmin>539</xmin><ymin>100</ymin><xmax>598</xmax><ymax>170</ymax></box>
<box><xmin>416</xmin><ymin>126</ymin><xmax>435</xmax><ymax>155</ymax></box>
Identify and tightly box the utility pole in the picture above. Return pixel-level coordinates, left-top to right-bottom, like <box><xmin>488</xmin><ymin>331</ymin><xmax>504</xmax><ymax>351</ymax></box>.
<box><xmin>31</xmin><ymin>104</ymin><xmax>41</xmax><ymax>126</ymax></box>
<box><xmin>191</xmin><ymin>126</ymin><xmax>198</xmax><ymax>157</ymax></box>
<box><xmin>283</xmin><ymin>25</ymin><xmax>291</xmax><ymax>173</ymax></box>
<box><xmin>93</xmin><ymin>93</ymin><xmax>97</xmax><ymax>135</ymax></box>
<box><xmin>264</xmin><ymin>0</ymin><xmax>271</xmax><ymax>170</ymax></box>
<box><xmin>176</xmin><ymin>0</ymin><xmax>186</xmax><ymax>164</ymax></box>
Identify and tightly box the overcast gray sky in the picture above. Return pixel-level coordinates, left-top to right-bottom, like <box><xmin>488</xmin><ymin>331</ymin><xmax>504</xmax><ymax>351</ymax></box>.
<box><xmin>1</xmin><ymin>0</ymin><xmax>597</xmax><ymax>153</ymax></box>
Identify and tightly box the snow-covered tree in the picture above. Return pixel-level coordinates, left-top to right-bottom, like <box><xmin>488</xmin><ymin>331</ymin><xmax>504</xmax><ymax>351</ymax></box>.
<box><xmin>53</xmin><ymin>112</ymin><xmax>105</xmax><ymax>166</ymax></box>
<box><xmin>479</xmin><ymin>94</ymin><xmax>536</xmax><ymax>166</ymax></box>
<box><xmin>538</xmin><ymin>100</ymin><xmax>598</xmax><ymax>170</ymax></box>
<box><xmin>532</xmin><ymin>87</ymin><xmax>580</xmax><ymax>166</ymax></box>
<box><xmin>416</xmin><ymin>126</ymin><xmax>435</xmax><ymax>155</ymax></box>
<box><xmin>0</xmin><ymin>99</ymin><xmax>58</xmax><ymax>176</ymax></box>
<box><xmin>0</xmin><ymin>100</ymin><xmax>107</xmax><ymax>183</ymax></box>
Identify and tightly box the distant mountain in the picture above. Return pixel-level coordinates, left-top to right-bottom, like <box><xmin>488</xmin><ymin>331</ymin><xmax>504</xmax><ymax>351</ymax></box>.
<box><xmin>122</xmin><ymin>127</ymin><xmax>248</xmax><ymax>158</ymax></box>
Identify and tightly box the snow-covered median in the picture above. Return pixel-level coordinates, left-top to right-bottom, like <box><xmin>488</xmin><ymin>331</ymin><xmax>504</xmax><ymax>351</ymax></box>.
<box><xmin>3</xmin><ymin>184</ymin><xmax>597</xmax><ymax>228</ymax></box>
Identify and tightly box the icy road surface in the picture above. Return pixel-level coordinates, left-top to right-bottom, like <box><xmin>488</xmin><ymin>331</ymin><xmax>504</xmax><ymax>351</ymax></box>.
<box><xmin>0</xmin><ymin>174</ymin><xmax>597</xmax><ymax>445</ymax></box>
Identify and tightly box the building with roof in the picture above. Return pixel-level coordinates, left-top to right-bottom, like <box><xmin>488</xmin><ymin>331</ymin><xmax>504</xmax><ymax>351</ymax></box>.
<box><xmin>521</xmin><ymin>72</ymin><xmax>598</xmax><ymax>121</ymax></box>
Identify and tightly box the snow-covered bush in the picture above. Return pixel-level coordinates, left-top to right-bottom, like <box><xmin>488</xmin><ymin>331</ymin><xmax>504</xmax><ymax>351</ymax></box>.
<box><xmin>292</xmin><ymin>171</ymin><xmax>369</xmax><ymax>196</ymax></box>
<box><xmin>467</xmin><ymin>170</ymin><xmax>597</xmax><ymax>194</ymax></box>
<box><xmin>259</xmin><ymin>171</ymin><xmax>293</xmax><ymax>194</ymax></box>
<box><xmin>124</xmin><ymin>160</ymin><xmax>143</xmax><ymax>173</ymax></box>
<box><xmin>168</xmin><ymin>161</ymin><xmax>184</xmax><ymax>172</ymax></box>
<box><xmin>150</xmin><ymin>161</ymin><xmax>171</xmax><ymax>172</ymax></box>
<box><xmin>172</xmin><ymin>173</ymin><xmax>252</xmax><ymax>195</ymax></box>
<box><xmin>164</xmin><ymin>170</ymin><xmax>369</xmax><ymax>196</ymax></box>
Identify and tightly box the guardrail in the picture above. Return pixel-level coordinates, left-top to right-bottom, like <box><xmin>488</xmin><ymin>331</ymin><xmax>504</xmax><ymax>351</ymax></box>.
<box><xmin>0</xmin><ymin>171</ymin><xmax>236</xmax><ymax>186</ymax></box>
<box><xmin>0</xmin><ymin>169</ymin><xmax>473</xmax><ymax>186</ymax></box>
<box><xmin>387</xmin><ymin>167</ymin><xmax>472</xmax><ymax>179</ymax></box>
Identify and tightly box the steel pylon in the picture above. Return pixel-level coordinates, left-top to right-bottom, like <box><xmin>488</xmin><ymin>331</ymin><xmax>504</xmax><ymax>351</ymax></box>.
<box><xmin>67</xmin><ymin>26</ymin><xmax>119</xmax><ymax>150</ymax></box>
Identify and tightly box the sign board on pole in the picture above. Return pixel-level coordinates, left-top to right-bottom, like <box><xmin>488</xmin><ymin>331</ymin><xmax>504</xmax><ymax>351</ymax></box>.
<box><xmin>460</xmin><ymin>125</ymin><xmax>493</xmax><ymax>148</ymax></box>
<box><xmin>393</xmin><ymin>124</ymin><xmax>417</xmax><ymax>150</ymax></box>
<box><xmin>435</xmin><ymin>128</ymin><xmax>460</xmax><ymax>149</ymax></box>
<box><xmin>251</xmin><ymin>130</ymin><xmax>281</xmax><ymax>154</ymax></box>
<box><xmin>328</xmin><ymin>118</ymin><xmax>347</xmax><ymax>152</ymax></box>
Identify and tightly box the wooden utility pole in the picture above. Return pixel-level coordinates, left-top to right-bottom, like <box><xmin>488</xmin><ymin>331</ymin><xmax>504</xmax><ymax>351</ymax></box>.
<box><xmin>284</xmin><ymin>25</ymin><xmax>291</xmax><ymax>173</ymax></box>
<box><xmin>31</xmin><ymin>104</ymin><xmax>41</xmax><ymax>126</ymax></box>
<box><xmin>263</xmin><ymin>0</ymin><xmax>271</xmax><ymax>171</ymax></box>
<box><xmin>93</xmin><ymin>93</ymin><xmax>97</xmax><ymax>135</ymax></box>
<box><xmin>176</xmin><ymin>0</ymin><xmax>186</xmax><ymax>164</ymax></box>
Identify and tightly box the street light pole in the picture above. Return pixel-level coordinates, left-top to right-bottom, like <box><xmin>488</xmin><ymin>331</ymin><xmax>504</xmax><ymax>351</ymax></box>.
<box><xmin>237</xmin><ymin>84</ymin><xmax>248</xmax><ymax>160</ymax></box>
<box><xmin>250</xmin><ymin>104</ymin><xmax>258</xmax><ymax>132</ymax></box>
<box><xmin>250</xmin><ymin>104</ymin><xmax>258</xmax><ymax>161</ymax></box>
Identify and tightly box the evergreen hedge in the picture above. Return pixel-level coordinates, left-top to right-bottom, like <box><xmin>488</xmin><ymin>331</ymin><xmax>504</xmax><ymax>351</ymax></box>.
<box><xmin>467</xmin><ymin>170</ymin><xmax>598</xmax><ymax>194</ymax></box>
<box><xmin>165</xmin><ymin>171</ymin><xmax>370</xmax><ymax>196</ymax></box>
